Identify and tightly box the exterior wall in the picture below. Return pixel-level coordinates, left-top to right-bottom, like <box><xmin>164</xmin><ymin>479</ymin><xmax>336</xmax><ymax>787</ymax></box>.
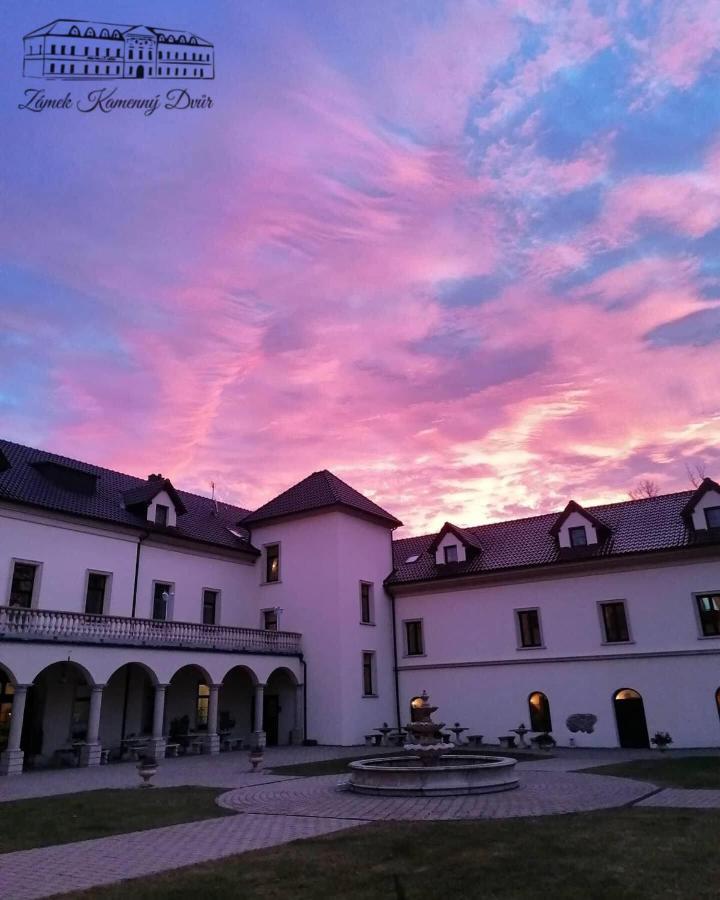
<box><xmin>557</xmin><ymin>510</ymin><xmax>600</xmax><ymax>547</ymax></box>
<box><xmin>394</xmin><ymin>555</ymin><xmax>720</xmax><ymax>747</ymax></box>
<box><xmin>248</xmin><ymin>511</ymin><xmax>397</xmax><ymax>745</ymax></box>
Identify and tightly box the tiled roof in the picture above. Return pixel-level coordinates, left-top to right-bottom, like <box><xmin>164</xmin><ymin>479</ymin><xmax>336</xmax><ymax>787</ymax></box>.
<box><xmin>24</xmin><ymin>20</ymin><xmax>213</xmax><ymax>44</ymax></box>
<box><xmin>0</xmin><ymin>439</ymin><xmax>255</xmax><ymax>554</ymax></box>
<box><xmin>390</xmin><ymin>490</ymin><xmax>710</xmax><ymax>585</ymax></box>
<box><xmin>241</xmin><ymin>470</ymin><xmax>402</xmax><ymax>528</ymax></box>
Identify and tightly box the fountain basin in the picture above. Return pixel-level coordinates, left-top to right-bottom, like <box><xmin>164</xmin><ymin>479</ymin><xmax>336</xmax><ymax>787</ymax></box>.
<box><xmin>347</xmin><ymin>754</ymin><xmax>518</xmax><ymax>796</ymax></box>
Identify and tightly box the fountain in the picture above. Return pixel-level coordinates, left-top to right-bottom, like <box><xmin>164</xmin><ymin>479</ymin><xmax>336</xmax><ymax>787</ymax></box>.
<box><xmin>347</xmin><ymin>691</ymin><xmax>518</xmax><ymax>796</ymax></box>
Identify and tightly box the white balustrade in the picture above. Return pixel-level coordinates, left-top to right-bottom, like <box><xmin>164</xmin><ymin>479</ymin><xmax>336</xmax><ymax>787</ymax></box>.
<box><xmin>0</xmin><ymin>606</ymin><xmax>301</xmax><ymax>655</ymax></box>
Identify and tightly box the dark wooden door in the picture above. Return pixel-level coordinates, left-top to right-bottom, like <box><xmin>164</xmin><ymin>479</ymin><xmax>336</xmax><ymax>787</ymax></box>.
<box><xmin>614</xmin><ymin>697</ymin><xmax>650</xmax><ymax>748</ymax></box>
<box><xmin>263</xmin><ymin>695</ymin><xmax>280</xmax><ymax>746</ymax></box>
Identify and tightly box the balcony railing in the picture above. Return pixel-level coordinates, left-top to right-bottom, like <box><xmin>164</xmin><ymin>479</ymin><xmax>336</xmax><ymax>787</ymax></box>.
<box><xmin>0</xmin><ymin>606</ymin><xmax>302</xmax><ymax>656</ymax></box>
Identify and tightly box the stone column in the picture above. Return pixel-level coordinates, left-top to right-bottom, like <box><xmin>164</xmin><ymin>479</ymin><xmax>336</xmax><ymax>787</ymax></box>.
<box><xmin>147</xmin><ymin>684</ymin><xmax>168</xmax><ymax>761</ymax></box>
<box><xmin>80</xmin><ymin>684</ymin><xmax>105</xmax><ymax>766</ymax></box>
<box><xmin>290</xmin><ymin>683</ymin><xmax>305</xmax><ymax>745</ymax></box>
<box><xmin>252</xmin><ymin>682</ymin><xmax>266</xmax><ymax>748</ymax></box>
<box><xmin>0</xmin><ymin>684</ymin><xmax>29</xmax><ymax>775</ymax></box>
<box><xmin>206</xmin><ymin>683</ymin><xmax>220</xmax><ymax>754</ymax></box>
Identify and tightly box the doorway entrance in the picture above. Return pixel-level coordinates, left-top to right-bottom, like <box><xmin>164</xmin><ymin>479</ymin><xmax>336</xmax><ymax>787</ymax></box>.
<box><xmin>613</xmin><ymin>688</ymin><xmax>650</xmax><ymax>748</ymax></box>
<box><xmin>263</xmin><ymin>695</ymin><xmax>280</xmax><ymax>746</ymax></box>
<box><xmin>136</xmin><ymin>65</ymin><xmax>145</xmax><ymax>79</ymax></box>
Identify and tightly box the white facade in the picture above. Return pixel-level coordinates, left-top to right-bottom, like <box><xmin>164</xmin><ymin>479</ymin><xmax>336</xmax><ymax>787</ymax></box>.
<box><xmin>1</xmin><ymin>443</ymin><xmax>719</xmax><ymax>776</ymax></box>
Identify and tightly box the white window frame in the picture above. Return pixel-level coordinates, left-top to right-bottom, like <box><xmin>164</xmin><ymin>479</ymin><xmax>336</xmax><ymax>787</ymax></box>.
<box><xmin>568</xmin><ymin>525</ymin><xmax>588</xmax><ymax>548</ymax></box>
<box><xmin>261</xmin><ymin>607</ymin><xmax>280</xmax><ymax>631</ymax></box>
<box><xmin>262</xmin><ymin>542</ymin><xmax>281</xmax><ymax>585</ymax></box>
<box><xmin>359</xmin><ymin>581</ymin><xmax>375</xmax><ymax>625</ymax></box>
<box><xmin>151</xmin><ymin>579</ymin><xmax>175</xmax><ymax>621</ymax></box>
<box><xmin>597</xmin><ymin>599</ymin><xmax>633</xmax><ymax>645</ymax></box>
<box><xmin>693</xmin><ymin>590</ymin><xmax>720</xmax><ymax>639</ymax></box>
<box><xmin>403</xmin><ymin>618</ymin><xmax>425</xmax><ymax>657</ymax></box>
<box><xmin>7</xmin><ymin>558</ymin><xmax>43</xmax><ymax>610</ymax></box>
<box><xmin>514</xmin><ymin>607</ymin><xmax>544</xmax><ymax>650</ymax></box>
<box><xmin>201</xmin><ymin>587</ymin><xmax>221</xmax><ymax>626</ymax></box>
<box><xmin>443</xmin><ymin>544</ymin><xmax>459</xmax><ymax>563</ymax></box>
<box><xmin>361</xmin><ymin>650</ymin><xmax>377</xmax><ymax>697</ymax></box>
<box><xmin>84</xmin><ymin>569</ymin><xmax>112</xmax><ymax>616</ymax></box>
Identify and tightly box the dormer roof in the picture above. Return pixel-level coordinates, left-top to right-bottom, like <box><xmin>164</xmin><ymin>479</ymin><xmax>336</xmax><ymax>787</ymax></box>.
<box><xmin>427</xmin><ymin>522</ymin><xmax>483</xmax><ymax>556</ymax></box>
<box><xmin>680</xmin><ymin>477</ymin><xmax>720</xmax><ymax>523</ymax></box>
<box><xmin>240</xmin><ymin>469</ymin><xmax>402</xmax><ymax>529</ymax></box>
<box><xmin>123</xmin><ymin>475</ymin><xmax>187</xmax><ymax>516</ymax></box>
<box><xmin>549</xmin><ymin>500</ymin><xmax>611</xmax><ymax>541</ymax></box>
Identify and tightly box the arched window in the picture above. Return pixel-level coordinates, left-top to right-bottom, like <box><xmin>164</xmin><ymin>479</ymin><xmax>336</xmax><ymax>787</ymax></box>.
<box><xmin>178</xmin><ymin>35</ymin><xmax>187</xmax><ymax>44</ymax></box>
<box><xmin>167</xmin><ymin>35</ymin><xmax>175</xmax><ymax>43</ymax></box>
<box><xmin>190</xmin><ymin>36</ymin><xmax>198</xmax><ymax>45</ymax></box>
<box><xmin>528</xmin><ymin>691</ymin><xmax>552</xmax><ymax>732</ymax></box>
<box><xmin>112</xmin><ymin>30</ymin><xmax>122</xmax><ymax>39</ymax></box>
<box><xmin>84</xmin><ymin>27</ymin><xmax>95</xmax><ymax>37</ymax></box>
<box><xmin>100</xmin><ymin>28</ymin><xmax>109</xmax><ymax>38</ymax></box>
<box><xmin>158</xmin><ymin>34</ymin><xmax>166</xmax><ymax>42</ymax></box>
<box><xmin>69</xmin><ymin>25</ymin><xmax>80</xmax><ymax>36</ymax></box>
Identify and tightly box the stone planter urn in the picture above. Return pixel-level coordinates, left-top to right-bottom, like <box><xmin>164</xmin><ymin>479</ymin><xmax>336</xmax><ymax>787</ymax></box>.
<box><xmin>137</xmin><ymin>757</ymin><xmax>158</xmax><ymax>788</ymax></box>
<box><xmin>249</xmin><ymin>746</ymin><xmax>264</xmax><ymax>771</ymax></box>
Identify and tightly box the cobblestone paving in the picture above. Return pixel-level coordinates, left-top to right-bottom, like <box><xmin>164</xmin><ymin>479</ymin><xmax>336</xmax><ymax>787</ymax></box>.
<box><xmin>0</xmin><ymin>813</ymin><xmax>363</xmax><ymax>900</ymax></box>
<box><xmin>637</xmin><ymin>787</ymin><xmax>720</xmax><ymax>809</ymax></box>
<box><xmin>217</xmin><ymin>770</ymin><xmax>656</xmax><ymax>821</ymax></box>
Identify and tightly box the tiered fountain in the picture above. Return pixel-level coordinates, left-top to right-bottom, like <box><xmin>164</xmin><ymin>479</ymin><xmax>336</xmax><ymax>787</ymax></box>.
<box><xmin>347</xmin><ymin>691</ymin><xmax>518</xmax><ymax>796</ymax></box>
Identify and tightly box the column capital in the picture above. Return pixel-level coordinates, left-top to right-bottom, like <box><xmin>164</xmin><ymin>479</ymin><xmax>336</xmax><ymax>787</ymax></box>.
<box><xmin>155</xmin><ymin>683</ymin><xmax>170</xmax><ymax>691</ymax></box>
<box><xmin>91</xmin><ymin>683</ymin><xmax>106</xmax><ymax>692</ymax></box>
<box><xmin>13</xmin><ymin>684</ymin><xmax>31</xmax><ymax>692</ymax></box>
<box><xmin>255</xmin><ymin>682</ymin><xmax>266</xmax><ymax>690</ymax></box>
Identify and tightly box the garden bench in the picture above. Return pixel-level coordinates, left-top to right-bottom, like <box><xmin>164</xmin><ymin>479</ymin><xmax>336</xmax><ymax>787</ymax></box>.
<box><xmin>165</xmin><ymin>743</ymin><xmax>180</xmax><ymax>757</ymax></box>
<box><xmin>498</xmin><ymin>735</ymin><xmax>517</xmax><ymax>749</ymax></box>
<box><xmin>467</xmin><ymin>734</ymin><xmax>483</xmax><ymax>747</ymax></box>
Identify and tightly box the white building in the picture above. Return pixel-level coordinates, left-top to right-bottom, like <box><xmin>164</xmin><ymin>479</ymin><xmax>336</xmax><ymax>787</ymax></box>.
<box><xmin>0</xmin><ymin>437</ymin><xmax>719</xmax><ymax>775</ymax></box>
<box><xmin>23</xmin><ymin>20</ymin><xmax>214</xmax><ymax>81</ymax></box>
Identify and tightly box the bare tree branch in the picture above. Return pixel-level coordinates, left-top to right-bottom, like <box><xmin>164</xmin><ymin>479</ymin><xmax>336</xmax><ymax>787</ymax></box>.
<box><xmin>629</xmin><ymin>479</ymin><xmax>659</xmax><ymax>500</ymax></box>
<box><xmin>685</xmin><ymin>462</ymin><xmax>707</xmax><ymax>488</ymax></box>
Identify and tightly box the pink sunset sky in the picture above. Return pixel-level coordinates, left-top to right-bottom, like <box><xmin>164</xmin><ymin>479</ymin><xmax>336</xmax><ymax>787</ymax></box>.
<box><xmin>3</xmin><ymin>0</ymin><xmax>720</xmax><ymax>534</ymax></box>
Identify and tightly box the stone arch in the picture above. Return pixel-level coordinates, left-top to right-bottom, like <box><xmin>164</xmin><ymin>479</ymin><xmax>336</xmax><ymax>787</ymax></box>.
<box><xmin>613</xmin><ymin>688</ymin><xmax>650</xmax><ymax>749</ymax></box>
<box><xmin>31</xmin><ymin>659</ymin><xmax>96</xmax><ymax>687</ymax></box>
<box><xmin>265</xmin><ymin>667</ymin><xmax>301</xmax><ymax>746</ymax></box>
<box><xmin>266</xmin><ymin>665</ymin><xmax>299</xmax><ymax>687</ymax></box>
<box><xmin>166</xmin><ymin>664</ymin><xmax>211</xmax><ymax>738</ymax></box>
<box><xmin>101</xmin><ymin>662</ymin><xmax>159</xmax><ymax>748</ymax></box>
<box><xmin>0</xmin><ymin>661</ymin><xmax>17</xmax><ymax>686</ymax></box>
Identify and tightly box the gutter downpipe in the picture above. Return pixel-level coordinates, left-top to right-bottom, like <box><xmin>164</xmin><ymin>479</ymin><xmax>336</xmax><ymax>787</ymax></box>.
<box><xmin>122</xmin><ymin>530</ymin><xmax>149</xmax><ymax>740</ymax></box>
<box><xmin>388</xmin><ymin>526</ymin><xmax>402</xmax><ymax>733</ymax></box>
<box><xmin>301</xmin><ymin>654</ymin><xmax>308</xmax><ymax>744</ymax></box>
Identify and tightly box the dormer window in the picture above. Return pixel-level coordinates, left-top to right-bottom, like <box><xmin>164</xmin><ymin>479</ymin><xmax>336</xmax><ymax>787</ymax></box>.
<box><xmin>569</xmin><ymin>526</ymin><xmax>587</xmax><ymax>548</ymax></box>
<box><xmin>705</xmin><ymin>507</ymin><xmax>720</xmax><ymax>529</ymax></box>
<box><xmin>155</xmin><ymin>504</ymin><xmax>169</xmax><ymax>526</ymax></box>
<box><xmin>444</xmin><ymin>544</ymin><xmax>458</xmax><ymax>563</ymax></box>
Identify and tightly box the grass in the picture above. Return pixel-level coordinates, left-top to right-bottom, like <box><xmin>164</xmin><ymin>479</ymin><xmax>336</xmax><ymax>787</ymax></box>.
<box><xmin>66</xmin><ymin>808</ymin><xmax>720</xmax><ymax>899</ymax></box>
<box><xmin>582</xmin><ymin>755</ymin><xmax>720</xmax><ymax>789</ymax></box>
<box><xmin>0</xmin><ymin>787</ymin><xmax>232</xmax><ymax>853</ymax></box>
<box><xmin>269</xmin><ymin>748</ymin><xmax>548</xmax><ymax>777</ymax></box>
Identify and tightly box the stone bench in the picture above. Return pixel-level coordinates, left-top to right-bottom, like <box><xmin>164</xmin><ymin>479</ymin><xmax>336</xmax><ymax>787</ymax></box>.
<box><xmin>498</xmin><ymin>735</ymin><xmax>517</xmax><ymax>749</ymax></box>
<box><xmin>165</xmin><ymin>743</ymin><xmax>181</xmax><ymax>758</ymax></box>
<box><xmin>467</xmin><ymin>734</ymin><xmax>483</xmax><ymax>747</ymax></box>
<box><xmin>364</xmin><ymin>734</ymin><xmax>382</xmax><ymax>747</ymax></box>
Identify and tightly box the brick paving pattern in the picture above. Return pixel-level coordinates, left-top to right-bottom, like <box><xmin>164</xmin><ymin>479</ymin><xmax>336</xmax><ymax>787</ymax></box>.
<box><xmin>217</xmin><ymin>770</ymin><xmax>655</xmax><ymax>821</ymax></box>
<box><xmin>637</xmin><ymin>787</ymin><xmax>720</xmax><ymax>809</ymax></box>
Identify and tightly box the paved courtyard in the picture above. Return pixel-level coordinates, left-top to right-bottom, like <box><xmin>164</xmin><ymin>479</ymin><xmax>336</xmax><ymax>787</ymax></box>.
<box><xmin>0</xmin><ymin>745</ymin><xmax>719</xmax><ymax>899</ymax></box>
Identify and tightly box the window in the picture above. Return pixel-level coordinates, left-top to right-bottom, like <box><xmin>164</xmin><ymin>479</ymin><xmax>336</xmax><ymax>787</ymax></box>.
<box><xmin>517</xmin><ymin>609</ymin><xmax>542</xmax><ymax>648</ymax></box>
<box><xmin>51</xmin><ymin>44</ymin><xmax>56</xmax><ymax>54</ymax></box>
<box><xmin>84</xmin><ymin>47</ymin><xmax>88</xmax><ymax>56</ymax></box>
<box><xmin>362</xmin><ymin>651</ymin><xmax>376</xmax><ymax>696</ymax></box>
<box><xmin>49</xmin><ymin>63</ymin><xmax>55</xmax><ymax>73</ymax></box>
<box><xmin>128</xmin><ymin>48</ymin><xmax>134</xmax><ymax>60</ymax></box>
<box><xmin>202</xmin><ymin>589</ymin><xmax>218</xmax><ymax>625</ymax></box>
<box><xmin>155</xmin><ymin>504</ymin><xmax>169</xmax><ymax>526</ymax></box>
<box><xmin>696</xmin><ymin>593</ymin><xmax>720</xmax><ymax>637</ymax></box>
<box><xmin>149</xmin><ymin>50</ymin><xmax>153</xmax><ymax>60</ymax></box>
<box><xmin>152</xmin><ymin>582</ymin><xmax>172</xmax><ymax>621</ymax></box>
<box><xmin>105</xmin><ymin>65</ymin><xmax>109</xmax><ymax>74</ymax></box>
<box><xmin>360</xmin><ymin>582</ymin><xmax>374</xmax><ymax>624</ymax></box>
<box><xmin>9</xmin><ymin>562</ymin><xmax>38</xmax><ymax>608</ymax></box>
<box><xmin>85</xmin><ymin>572</ymin><xmax>108</xmax><ymax>615</ymax></box>
<box><xmin>600</xmin><ymin>601</ymin><xmax>630</xmax><ymax>643</ymax></box>
<box><xmin>443</xmin><ymin>544</ymin><xmax>458</xmax><ymax>563</ymax></box>
<box><xmin>70</xmin><ymin>46</ymin><xmax>75</xmax><ymax>55</ymax></box>
<box><xmin>84</xmin><ymin>64</ymin><xmax>88</xmax><ymax>73</ymax></box>
<box><xmin>705</xmin><ymin>507</ymin><xmax>720</xmax><ymax>529</ymax></box>
<box><xmin>69</xmin><ymin>64</ymin><xmax>74</xmax><ymax>73</ymax></box>
<box><xmin>404</xmin><ymin>619</ymin><xmax>424</xmax><ymax>656</ymax></box>
<box><xmin>529</xmin><ymin>692</ymin><xmax>552</xmax><ymax>732</ymax></box>
<box><xmin>95</xmin><ymin>65</ymin><xmax>99</xmax><ymax>73</ymax></box>
<box><xmin>569</xmin><ymin>526</ymin><xmax>588</xmax><ymax>547</ymax></box>
<box><xmin>159</xmin><ymin>51</ymin><xmax>163</xmax><ymax>59</ymax></box>
<box><xmin>265</xmin><ymin>544</ymin><xmax>280</xmax><ymax>583</ymax></box>
<box><xmin>139</xmin><ymin>49</ymin><xmax>143</xmax><ymax>60</ymax></box>
<box><xmin>60</xmin><ymin>64</ymin><xmax>65</xmax><ymax>73</ymax></box>
<box><xmin>69</xmin><ymin>26</ymin><xmax>80</xmax><ymax>36</ymax></box>
<box><xmin>196</xmin><ymin>683</ymin><xmax>209</xmax><ymax>729</ymax></box>
<box><xmin>262</xmin><ymin>608</ymin><xmax>278</xmax><ymax>631</ymax></box>
<box><xmin>61</xmin><ymin>45</ymin><xmax>66</xmax><ymax>54</ymax></box>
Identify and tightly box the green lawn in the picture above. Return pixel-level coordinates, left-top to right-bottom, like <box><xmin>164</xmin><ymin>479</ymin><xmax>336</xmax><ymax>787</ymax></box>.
<box><xmin>67</xmin><ymin>809</ymin><xmax>720</xmax><ymax>899</ymax></box>
<box><xmin>582</xmin><ymin>755</ymin><xmax>720</xmax><ymax>789</ymax></box>
<box><xmin>270</xmin><ymin>748</ymin><xmax>547</xmax><ymax>777</ymax></box>
<box><xmin>0</xmin><ymin>787</ymin><xmax>232</xmax><ymax>853</ymax></box>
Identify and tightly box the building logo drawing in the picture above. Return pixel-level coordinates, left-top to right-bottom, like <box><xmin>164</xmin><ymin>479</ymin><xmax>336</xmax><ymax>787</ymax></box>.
<box><xmin>23</xmin><ymin>19</ymin><xmax>214</xmax><ymax>80</ymax></box>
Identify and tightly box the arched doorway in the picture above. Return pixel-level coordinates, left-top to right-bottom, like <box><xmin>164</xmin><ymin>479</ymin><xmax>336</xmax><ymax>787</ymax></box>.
<box><xmin>613</xmin><ymin>688</ymin><xmax>649</xmax><ymax>748</ymax></box>
<box><xmin>22</xmin><ymin>661</ymin><xmax>94</xmax><ymax>767</ymax></box>
<box><xmin>528</xmin><ymin>692</ymin><xmax>552</xmax><ymax>732</ymax></box>
<box><xmin>219</xmin><ymin>665</ymin><xmax>257</xmax><ymax>747</ymax></box>
<box><xmin>264</xmin><ymin>668</ymin><xmax>298</xmax><ymax>746</ymax></box>
<box><xmin>166</xmin><ymin>664</ymin><xmax>210</xmax><ymax>750</ymax></box>
<box><xmin>101</xmin><ymin>663</ymin><xmax>157</xmax><ymax>751</ymax></box>
<box><xmin>136</xmin><ymin>65</ymin><xmax>145</xmax><ymax>79</ymax></box>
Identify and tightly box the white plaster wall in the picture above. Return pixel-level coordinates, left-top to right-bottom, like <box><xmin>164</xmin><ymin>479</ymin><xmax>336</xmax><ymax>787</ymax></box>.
<box><xmin>398</xmin><ymin>653</ymin><xmax>720</xmax><ymax>748</ymax></box>
<box><xmin>249</xmin><ymin>514</ymin><xmax>343</xmax><ymax>744</ymax></box>
<box><xmin>0</xmin><ymin>505</ymin><xmax>137</xmax><ymax>615</ymax></box>
<box><xmin>146</xmin><ymin>490</ymin><xmax>178</xmax><ymax>527</ymax></box>
<box><xmin>557</xmin><ymin>510</ymin><xmax>599</xmax><ymax>547</ymax></box>
<box><xmin>135</xmin><ymin>542</ymin><xmax>256</xmax><ymax>625</ymax></box>
<box><xmin>691</xmin><ymin>489</ymin><xmax>720</xmax><ymax>531</ymax></box>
